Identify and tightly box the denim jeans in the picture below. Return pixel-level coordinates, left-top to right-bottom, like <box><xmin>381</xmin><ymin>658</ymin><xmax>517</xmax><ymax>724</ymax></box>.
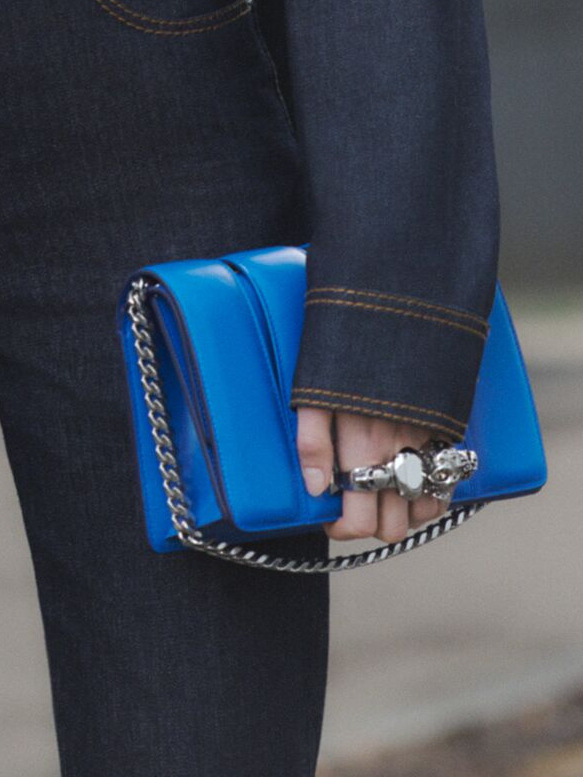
<box><xmin>0</xmin><ymin>2</ymin><xmax>329</xmax><ymax>775</ymax></box>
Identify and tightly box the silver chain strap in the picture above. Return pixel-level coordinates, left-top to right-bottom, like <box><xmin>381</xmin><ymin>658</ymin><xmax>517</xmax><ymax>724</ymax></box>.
<box><xmin>126</xmin><ymin>278</ymin><xmax>488</xmax><ymax>573</ymax></box>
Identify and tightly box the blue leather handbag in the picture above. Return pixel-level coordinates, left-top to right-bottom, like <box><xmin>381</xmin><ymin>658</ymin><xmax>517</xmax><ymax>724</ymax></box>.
<box><xmin>117</xmin><ymin>244</ymin><xmax>547</xmax><ymax>573</ymax></box>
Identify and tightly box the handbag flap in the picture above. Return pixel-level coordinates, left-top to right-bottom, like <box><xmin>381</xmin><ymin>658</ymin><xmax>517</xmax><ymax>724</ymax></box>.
<box><xmin>137</xmin><ymin>253</ymin><xmax>342</xmax><ymax>535</ymax></box>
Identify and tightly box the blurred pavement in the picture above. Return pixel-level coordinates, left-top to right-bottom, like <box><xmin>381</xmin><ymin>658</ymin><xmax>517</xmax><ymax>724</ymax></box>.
<box><xmin>0</xmin><ymin>297</ymin><xmax>582</xmax><ymax>777</ymax></box>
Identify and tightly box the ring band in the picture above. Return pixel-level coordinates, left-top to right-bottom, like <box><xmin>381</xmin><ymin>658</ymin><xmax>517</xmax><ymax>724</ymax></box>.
<box><xmin>328</xmin><ymin>438</ymin><xmax>478</xmax><ymax>501</ymax></box>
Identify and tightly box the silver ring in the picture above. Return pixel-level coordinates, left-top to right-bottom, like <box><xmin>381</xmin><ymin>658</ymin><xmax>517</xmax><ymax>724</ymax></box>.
<box><xmin>328</xmin><ymin>438</ymin><xmax>478</xmax><ymax>501</ymax></box>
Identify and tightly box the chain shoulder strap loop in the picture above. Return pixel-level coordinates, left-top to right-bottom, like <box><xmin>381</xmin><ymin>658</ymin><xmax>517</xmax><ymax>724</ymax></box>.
<box><xmin>126</xmin><ymin>278</ymin><xmax>487</xmax><ymax>574</ymax></box>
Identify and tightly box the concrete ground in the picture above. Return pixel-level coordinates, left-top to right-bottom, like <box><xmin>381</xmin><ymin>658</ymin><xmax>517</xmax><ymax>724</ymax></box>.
<box><xmin>0</xmin><ymin>296</ymin><xmax>581</xmax><ymax>776</ymax></box>
<box><xmin>318</xmin><ymin>687</ymin><xmax>583</xmax><ymax>777</ymax></box>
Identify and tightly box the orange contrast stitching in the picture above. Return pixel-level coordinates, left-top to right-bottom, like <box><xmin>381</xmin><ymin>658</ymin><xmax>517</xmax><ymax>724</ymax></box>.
<box><xmin>289</xmin><ymin>398</ymin><xmax>464</xmax><ymax>440</ymax></box>
<box><xmin>290</xmin><ymin>387</ymin><xmax>466</xmax><ymax>430</ymax></box>
<box><xmin>307</xmin><ymin>286</ymin><xmax>489</xmax><ymax>330</ymax></box>
<box><xmin>103</xmin><ymin>0</ymin><xmax>249</xmax><ymax>25</ymax></box>
<box><xmin>305</xmin><ymin>298</ymin><xmax>487</xmax><ymax>340</ymax></box>
<box><xmin>93</xmin><ymin>0</ymin><xmax>251</xmax><ymax>34</ymax></box>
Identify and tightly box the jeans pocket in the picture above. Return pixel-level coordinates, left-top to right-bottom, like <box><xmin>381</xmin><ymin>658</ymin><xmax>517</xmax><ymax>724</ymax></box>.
<box><xmin>93</xmin><ymin>0</ymin><xmax>252</xmax><ymax>35</ymax></box>
<box><xmin>246</xmin><ymin>3</ymin><xmax>297</xmax><ymax>140</ymax></box>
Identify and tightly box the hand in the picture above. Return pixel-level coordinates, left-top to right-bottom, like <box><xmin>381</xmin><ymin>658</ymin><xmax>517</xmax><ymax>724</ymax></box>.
<box><xmin>295</xmin><ymin>408</ymin><xmax>453</xmax><ymax>543</ymax></box>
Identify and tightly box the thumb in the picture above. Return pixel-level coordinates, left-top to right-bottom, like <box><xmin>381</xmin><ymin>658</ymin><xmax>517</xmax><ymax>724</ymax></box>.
<box><xmin>295</xmin><ymin>407</ymin><xmax>335</xmax><ymax>497</ymax></box>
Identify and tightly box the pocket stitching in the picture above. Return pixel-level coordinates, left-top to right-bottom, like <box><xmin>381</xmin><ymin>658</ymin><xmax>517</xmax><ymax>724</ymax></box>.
<box><xmin>94</xmin><ymin>0</ymin><xmax>252</xmax><ymax>35</ymax></box>
<box><xmin>247</xmin><ymin>5</ymin><xmax>296</xmax><ymax>139</ymax></box>
<box><xmin>104</xmin><ymin>0</ymin><xmax>249</xmax><ymax>25</ymax></box>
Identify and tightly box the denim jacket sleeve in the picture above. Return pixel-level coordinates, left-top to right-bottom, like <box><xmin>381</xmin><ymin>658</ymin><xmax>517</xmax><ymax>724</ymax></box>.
<box><xmin>279</xmin><ymin>0</ymin><xmax>500</xmax><ymax>443</ymax></box>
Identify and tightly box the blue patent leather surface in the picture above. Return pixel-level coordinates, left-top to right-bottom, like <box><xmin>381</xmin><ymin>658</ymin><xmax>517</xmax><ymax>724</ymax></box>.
<box><xmin>117</xmin><ymin>245</ymin><xmax>548</xmax><ymax>553</ymax></box>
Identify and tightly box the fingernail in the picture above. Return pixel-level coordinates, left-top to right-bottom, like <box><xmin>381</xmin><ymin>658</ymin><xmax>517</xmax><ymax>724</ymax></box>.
<box><xmin>302</xmin><ymin>467</ymin><xmax>325</xmax><ymax>496</ymax></box>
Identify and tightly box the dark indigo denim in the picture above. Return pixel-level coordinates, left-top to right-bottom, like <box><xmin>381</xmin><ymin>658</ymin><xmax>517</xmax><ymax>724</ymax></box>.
<box><xmin>275</xmin><ymin>0</ymin><xmax>501</xmax><ymax>441</ymax></box>
<box><xmin>0</xmin><ymin>2</ymin><xmax>329</xmax><ymax>775</ymax></box>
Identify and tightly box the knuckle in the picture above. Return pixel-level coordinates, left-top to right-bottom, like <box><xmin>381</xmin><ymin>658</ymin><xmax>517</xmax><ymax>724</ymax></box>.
<box><xmin>333</xmin><ymin>529</ymin><xmax>373</xmax><ymax>541</ymax></box>
<box><xmin>348</xmin><ymin>525</ymin><xmax>376</xmax><ymax>540</ymax></box>
<box><xmin>410</xmin><ymin>513</ymin><xmax>431</xmax><ymax>528</ymax></box>
<box><xmin>356</xmin><ymin>437</ymin><xmax>394</xmax><ymax>461</ymax></box>
<box><xmin>327</xmin><ymin>514</ymin><xmax>376</xmax><ymax>541</ymax></box>
<box><xmin>411</xmin><ymin>502</ymin><xmax>439</xmax><ymax>524</ymax></box>
<box><xmin>337</xmin><ymin>422</ymin><xmax>395</xmax><ymax>460</ymax></box>
<box><xmin>377</xmin><ymin>514</ymin><xmax>410</xmax><ymax>544</ymax></box>
<box><xmin>296</xmin><ymin>431</ymin><xmax>330</xmax><ymax>456</ymax></box>
<box><xmin>378</xmin><ymin>526</ymin><xmax>409</xmax><ymax>544</ymax></box>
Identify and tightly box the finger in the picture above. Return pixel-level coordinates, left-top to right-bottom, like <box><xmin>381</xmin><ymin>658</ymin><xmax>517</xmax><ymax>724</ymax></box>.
<box><xmin>295</xmin><ymin>407</ymin><xmax>335</xmax><ymax>496</ymax></box>
<box><xmin>410</xmin><ymin>493</ymin><xmax>452</xmax><ymax>528</ymax></box>
<box><xmin>324</xmin><ymin>413</ymin><xmax>383</xmax><ymax>541</ymax></box>
<box><xmin>324</xmin><ymin>488</ymin><xmax>379</xmax><ymax>541</ymax></box>
<box><xmin>377</xmin><ymin>487</ymin><xmax>410</xmax><ymax>543</ymax></box>
<box><xmin>409</xmin><ymin>494</ymin><xmax>442</xmax><ymax>528</ymax></box>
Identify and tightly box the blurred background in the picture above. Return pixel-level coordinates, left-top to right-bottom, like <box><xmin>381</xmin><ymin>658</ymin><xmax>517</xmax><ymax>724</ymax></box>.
<box><xmin>1</xmin><ymin>1</ymin><xmax>581</xmax><ymax>775</ymax></box>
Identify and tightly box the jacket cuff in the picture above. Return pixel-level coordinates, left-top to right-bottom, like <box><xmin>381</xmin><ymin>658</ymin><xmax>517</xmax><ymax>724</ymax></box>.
<box><xmin>289</xmin><ymin>285</ymin><xmax>491</xmax><ymax>443</ymax></box>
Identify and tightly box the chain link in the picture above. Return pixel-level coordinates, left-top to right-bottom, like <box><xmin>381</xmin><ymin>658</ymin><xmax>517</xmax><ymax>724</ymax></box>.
<box><xmin>126</xmin><ymin>278</ymin><xmax>488</xmax><ymax>574</ymax></box>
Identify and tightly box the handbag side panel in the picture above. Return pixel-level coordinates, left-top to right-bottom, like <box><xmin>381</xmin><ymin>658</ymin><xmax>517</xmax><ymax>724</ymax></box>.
<box><xmin>118</xmin><ymin>294</ymin><xmax>222</xmax><ymax>553</ymax></box>
<box><xmin>453</xmin><ymin>280</ymin><xmax>548</xmax><ymax>503</ymax></box>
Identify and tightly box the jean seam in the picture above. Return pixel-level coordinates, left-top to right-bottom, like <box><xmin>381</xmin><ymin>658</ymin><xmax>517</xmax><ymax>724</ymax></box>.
<box><xmin>305</xmin><ymin>297</ymin><xmax>488</xmax><ymax>340</ymax></box>
<box><xmin>306</xmin><ymin>285</ymin><xmax>489</xmax><ymax>329</ymax></box>
<box><xmin>99</xmin><ymin>0</ymin><xmax>250</xmax><ymax>25</ymax></box>
<box><xmin>290</xmin><ymin>387</ymin><xmax>467</xmax><ymax>430</ymax></box>
<box><xmin>248</xmin><ymin>4</ymin><xmax>297</xmax><ymax>139</ymax></box>
<box><xmin>289</xmin><ymin>396</ymin><xmax>464</xmax><ymax>440</ymax></box>
<box><xmin>93</xmin><ymin>0</ymin><xmax>252</xmax><ymax>35</ymax></box>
